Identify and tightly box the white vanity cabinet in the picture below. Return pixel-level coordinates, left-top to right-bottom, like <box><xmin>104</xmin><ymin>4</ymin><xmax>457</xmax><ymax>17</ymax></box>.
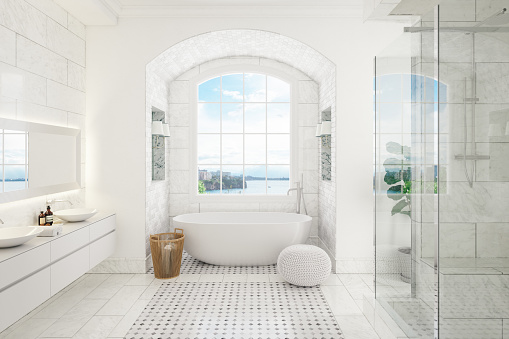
<box><xmin>0</xmin><ymin>212</ymin><xmax>116</xmax><ymax>332</ymax></box>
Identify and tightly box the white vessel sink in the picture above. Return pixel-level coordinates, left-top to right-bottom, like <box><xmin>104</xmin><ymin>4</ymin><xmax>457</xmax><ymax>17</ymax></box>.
<box><xmin>54</xmin><ymin>208</ymin><xmax>98</xmax><ymax>222</ymax></box>
<box><xmin>0</xmin><ymin>226</ymin><xmax>44</xmax><ymax>248</ymax></box>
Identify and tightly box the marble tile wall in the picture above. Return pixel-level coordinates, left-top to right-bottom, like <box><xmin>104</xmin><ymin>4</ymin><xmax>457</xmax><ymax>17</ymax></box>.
<box><xmin>0</xmin><ymin>0</ymin><xmax>86</xmax><ymax>226</ymax></box>
<box><xmin>144</xmin><ymin>69</ymin><xmax>171</xmax><ymax>263</ymax></box>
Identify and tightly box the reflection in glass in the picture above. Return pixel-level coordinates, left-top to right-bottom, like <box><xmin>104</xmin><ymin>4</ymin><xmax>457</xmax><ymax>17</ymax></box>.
<box><xmin>222</xmin><ymin>74</ymin><xmax>243</xmax><ymax>102</ymax></box>
<box><xmin>198</xmin><ymin>165</ymin><xmax>220</xmax><ymax>194</ymax></box>
<box><xmin>222</xmin><ymin>165</ymin><xmax>244</xmax><ymax>194</ymax></box>
<box><xmin>244</xmin><ymin>73</ymin><xmax>266</xmax><ymax>102</ymax></box>
<box><xmin>197</xmin><ymin>135</ymin><xmax>220</xmax><ymax>164</ymax></box>
<box><xmin>4</xmin><ymin>134</ymin><xmax>26</xmax><ymax>164</ymax></box>
<box><xmin>379</xmin><ymin>103</ymin><xmax>402</xmax><ymax>134</ymax></box>
<box><xmin>245</xmin><ymin>134</ymin><xmax>266</xmax><ymax>164</ymax></box>
<box><xmin>267</xmin><ymin>134</ymin><xmax>290</xmax><ymax>164</ymax></box>
<box><xmin>267</xmin><ymin>76</ymin><xmax>290</xmax><ymax>102</ymax></box>
<box><xmin>198</xmin><ymin>77</ymin><xmax>221</xmax><ymax>102</ymax></box>
<box><xmin>198</xmin><ymin>103</ymin><xmax>220</xmax><ymax>133</ymax></box>
<box><xmin>222</xmin><ymin>134</ymin><xmax>243</xmax><ymax>164</ymax></box>
<box><xmin>245</xmin><ymin>165</ymin><xmax>266</xmax><ymax>195</ymax></box>
<box><xmin>4</xmin><ymin>165</ymin><xmax>26</xmax><ymax>192</ymax></box>
<box><xmin>222</xmin><ymin>104</ymin><xmax>243</xmax><ymax>133</ymax></box>
<box><xmin>267</xmin><ymin>165</ymin><xmax>289</xmax><ymax>194</ymax></box>
<box><xmin>267</xmin><ymin>104</ymin><xmax>290</xmax><ymax>133</ymax></box>
<box><xmin>245</xmin><ymin>104</ymin><xmax>266</xmax><ymax>133</ymax></box>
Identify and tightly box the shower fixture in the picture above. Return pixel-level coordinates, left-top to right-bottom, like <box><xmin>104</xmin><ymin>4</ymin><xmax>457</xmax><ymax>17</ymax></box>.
<box><xmin>475</xmin><ymin>8</ymin><xmax>508</xmax><ymax>27</ymax></box>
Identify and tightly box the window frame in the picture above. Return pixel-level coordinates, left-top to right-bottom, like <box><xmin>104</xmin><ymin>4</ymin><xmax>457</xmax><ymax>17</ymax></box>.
<box><xmin>189</xmin><ymin>65</ymin><xmax>299</xmax><ymax>202</ymax></box>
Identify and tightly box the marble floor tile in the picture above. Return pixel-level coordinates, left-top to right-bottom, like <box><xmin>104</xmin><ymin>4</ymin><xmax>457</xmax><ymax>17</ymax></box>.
<box><xmin>247</xmin><ymin>274</ymin><xmax>270</xmax><ymax>282</ymax></box>
<box><xmin>337</xmin><ymin>274</ymin><xmax>371</xmax><ymax>288</ymax></box>
<box><xmin>72</xmin><ymin>315</ymin><xmax>122</xmax><ymax>339</ymax></box>
<box><xmin>137</xmin><ymin>285</ymin><xmax>160</xmax><ymax>300</ymax></box>
<box><xmin>176</xmin><ymin>274</ymin><xmax>200</xmax><ymax>282</ymax></box>
<box><xmin>85</xmin><ymin>274</ymin><xmax>134</xmax><ymax>300</ymax></box>
<box><xmin>1</xmin><ymin>318</ymin><xmax>57</xmax><ymax>339</ymax></box>
<box><xmin>125</xmin><ymin>274</ymin><xmax>154</xmax><ymax>286</ymax></box>
<box><xmin>321</xmin><ymin>285</ymin><xmax>362</xmax><ymax>315</ymax></box>
<box><xmin>322</xmin><ymin>274</ymin><xmax>342</xmax><ymax>285</ymax></box>
<box><xmin>39</xmin><ymin>298</ymin><xmax>108</xmax><ymax>338</ymax></box>
<box><xmin>96</xmin><ymin>286</ymin><xmax>147</xmax><ymax>316</ymax></box>
<box><xmin>347</xmin><ymin>285</ymin><xmax>374</xmax><ymax>300</ymax></box>
<box><xmin>107</xmin><ymin>299</ymin><xmax>150</xmax><ymax>338</ymax></box>
<box><xmin>198</xmin><ymin>274</ymin><xmax>224</xmax><ymax>282</ymax></box>
<box><xmin>268</xmin><ymin>274</ymin><xmax>286</xmax><ymax>282</ymax></box>
<box><xmin>335</xmin><ymin>315</ymin><xmax>380</xmax><ymax>339</ymax></box>
<box><xmin>223</xmin><ymin>274</ymin><xmax>248</xmax><ymax>282</ymax></box>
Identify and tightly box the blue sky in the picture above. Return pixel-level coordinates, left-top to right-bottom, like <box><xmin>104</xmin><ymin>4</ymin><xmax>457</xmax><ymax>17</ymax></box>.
<box><xmin>197</xmin><ymin>73</ymin><xmax>290</xmax><ymax>179</ymax></box>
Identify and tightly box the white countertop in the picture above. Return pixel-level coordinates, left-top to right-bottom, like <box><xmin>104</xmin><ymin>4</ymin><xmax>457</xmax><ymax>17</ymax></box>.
<box><xmin>0</xmin><ymin>211</ymin><xmax>115</xmax><ymax>263</ymax></box>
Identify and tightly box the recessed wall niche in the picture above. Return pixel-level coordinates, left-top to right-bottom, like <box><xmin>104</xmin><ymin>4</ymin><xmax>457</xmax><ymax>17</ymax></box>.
<box><xmin>321</xmin><ymin>108</ymin><xmax>331</xmax><ymax>181</ymax></box>
<box><xmin>152</xmin><ymin>108</ymin><xmax>166</xmax><ymax>180</ymax></box>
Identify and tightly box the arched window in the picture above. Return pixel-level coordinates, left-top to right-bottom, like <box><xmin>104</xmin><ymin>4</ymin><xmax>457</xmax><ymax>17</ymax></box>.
<box><xmin>196</xmin><ymin>72</ymin><xmax>291</xmax><ymax>195</ymax></box>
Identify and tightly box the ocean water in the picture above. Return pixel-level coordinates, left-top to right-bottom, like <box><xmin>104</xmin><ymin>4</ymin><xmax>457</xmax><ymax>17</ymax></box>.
<box><xmin>3</xmin><ymin>181</ymin><xmax>26</xmax><ymax>192</ymax></box>
<box><xmin>204</xmin><ymin>179</ymin><xmax>289</xmax><ymax>195</ymax></box>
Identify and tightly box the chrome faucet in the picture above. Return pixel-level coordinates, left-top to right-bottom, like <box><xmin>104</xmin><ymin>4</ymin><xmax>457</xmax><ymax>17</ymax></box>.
<box><xmin>287</xmin><ymin>174</ymin><xmax>308</xmax><ymax>215</ymax></box>
<box><xmin>0</xmin><ymin>218</ymin><xmax>4</xmax><ymax>224</ymax></box>
<box><xmin>46</xmin><ymin>199</ymin><xmax>73</xmax><ymax>206</ymax></box>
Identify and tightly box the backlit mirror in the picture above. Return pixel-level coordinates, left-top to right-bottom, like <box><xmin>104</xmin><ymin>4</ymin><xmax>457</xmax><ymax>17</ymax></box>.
<box><xmin>0</xmin><ymin>118</ymin><xmax>81</xmax><ymax>203</ymax></box>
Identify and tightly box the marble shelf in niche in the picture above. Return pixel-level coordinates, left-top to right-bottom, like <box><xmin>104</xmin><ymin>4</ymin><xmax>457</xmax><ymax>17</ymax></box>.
<box><xmin>152</xmin><ymin>109</ymin><xmax>166</xmax><ymax>181</ymax></box>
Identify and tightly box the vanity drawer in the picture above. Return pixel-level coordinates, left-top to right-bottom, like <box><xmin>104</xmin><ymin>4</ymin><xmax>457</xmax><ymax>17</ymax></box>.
<box><xmin>50</xmin><ymin>245</ymin><xmax>89</xmax><ymax>296</ymax></box>
<box><xmin>90</xmin><ymin>231</ymin><xmax>116</xmax><ymax>269</ymax></box>
<box><xmin>0</xmin><ymin>267</ymin><xmax>50</xmax><ymax>332</ymax></box>
<box><xmin>0</xmin><ymin>243</ymin><xmax>50</xmax><ymax>291</ymax></box>
<box><xmin>51</xmin><ymin>226</ymin><xmax>89</xmax><ymax>261</ymax></box>
<box><xmin>89</xmin><ymin>215</ymin><xmax>116</xmax><ymax>241</ymax></box>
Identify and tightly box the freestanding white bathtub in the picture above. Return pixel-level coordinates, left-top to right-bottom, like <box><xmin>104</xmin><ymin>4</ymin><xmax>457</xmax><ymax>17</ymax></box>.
<box><xmin>173</xmin><ymin>212</ymin><xmax>312</xmax><ymax>266</ymax></box>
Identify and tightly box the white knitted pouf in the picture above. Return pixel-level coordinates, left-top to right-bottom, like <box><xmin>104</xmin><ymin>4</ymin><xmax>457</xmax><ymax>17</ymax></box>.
<box><xmin>277</xmin><ymin>244</ymin><xmax>331</xmax><ymax>286</ymax></box>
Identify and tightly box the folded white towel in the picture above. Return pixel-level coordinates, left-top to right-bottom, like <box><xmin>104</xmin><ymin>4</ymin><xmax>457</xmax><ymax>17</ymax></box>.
<box><xmin>36</xmin><ymin>225</ymin><xmax>64</xmax><ymax>237</ymax></box>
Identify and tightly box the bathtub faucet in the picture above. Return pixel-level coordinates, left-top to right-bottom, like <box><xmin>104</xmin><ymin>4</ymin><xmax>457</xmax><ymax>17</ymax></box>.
<box><xmin>287</xmin><ymin>176</ymin><xmax>308</xmax><ymax>215</ymax></box>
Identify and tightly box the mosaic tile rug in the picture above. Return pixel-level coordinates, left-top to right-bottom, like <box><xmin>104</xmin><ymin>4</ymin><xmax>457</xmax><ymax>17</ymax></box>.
<box><xmin>125</xmin><ymin>282</ymin><xmax>344</xmax><ymax>339</ymax></box>
<box><xmin>148</xmin><ymin>251</ymin><xmax>278</xmax><ymax>275</ymax></box>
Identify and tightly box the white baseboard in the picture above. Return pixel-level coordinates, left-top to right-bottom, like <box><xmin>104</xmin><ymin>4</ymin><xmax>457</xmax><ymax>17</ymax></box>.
<box><xmin>336</xmin><ymin>257</ymin><xmax>374</xmax><ymax>274</ymax></box>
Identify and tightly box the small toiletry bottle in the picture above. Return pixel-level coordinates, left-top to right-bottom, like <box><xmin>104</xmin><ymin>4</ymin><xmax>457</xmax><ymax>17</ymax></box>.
<box><xmin>45</xmin><ymin>206</ymin><xmax>53</xmax><ymax>226</ymax></box>
<box><xmin>39</xmin><ymin>211</ymin><xmax>46</xmax><ymax>226</ymax></box>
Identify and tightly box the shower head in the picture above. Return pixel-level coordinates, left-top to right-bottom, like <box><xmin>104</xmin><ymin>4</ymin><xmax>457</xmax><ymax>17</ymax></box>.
<box><xmin>477</xmin><ymin>8</ymin><xmax>509</xmax><ymax>26</ymax></box>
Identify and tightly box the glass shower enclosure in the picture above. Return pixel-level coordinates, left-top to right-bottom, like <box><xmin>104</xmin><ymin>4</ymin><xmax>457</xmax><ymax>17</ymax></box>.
<box><xmin>374</xmin><ymin>1</ymin><xmax>509</xmax><ymax>338</ymax></box>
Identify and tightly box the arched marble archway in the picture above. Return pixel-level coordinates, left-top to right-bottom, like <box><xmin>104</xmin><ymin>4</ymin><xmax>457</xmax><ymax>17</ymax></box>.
<box><xmin>145</xmin><ymin>29</ymin><xmax>337</xmax><ymax>270</ymax></box>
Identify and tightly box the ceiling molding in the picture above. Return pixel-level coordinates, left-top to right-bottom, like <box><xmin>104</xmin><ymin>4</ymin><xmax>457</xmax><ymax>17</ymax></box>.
<box><xmin>54</xmin><ymin>0</ymin><xmax>119</xmax><ymax>25</ymax></box>
<box><xmin>118</xmin><ymin>5</ymin><xmax>363</xmax><ymax>18</ymax></box>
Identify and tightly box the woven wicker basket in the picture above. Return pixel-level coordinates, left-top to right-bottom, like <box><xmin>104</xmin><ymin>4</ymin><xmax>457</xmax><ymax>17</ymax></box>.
<box><xmin>150</xmin><ymin>229</ymin><xmax>185</xmax><ymax>279</ymax></box>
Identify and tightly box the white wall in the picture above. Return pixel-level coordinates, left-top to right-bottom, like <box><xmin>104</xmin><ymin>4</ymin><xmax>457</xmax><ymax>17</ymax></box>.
<box><xmin>0</xmin><ymin>0</ymin><xmax>86</xmax><ymax>227</ymax></box>
<box><xmin>86</xmin><ymin>15</ymin><xmax>405</xmax><ymax>271</ymax></box>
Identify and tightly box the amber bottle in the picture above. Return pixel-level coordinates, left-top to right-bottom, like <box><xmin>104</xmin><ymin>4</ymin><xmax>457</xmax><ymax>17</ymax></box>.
<box><xmin>38</xmin><ymin>211</ymin><xmax>45</xmax><ymax>226</ymax></box>
<box><xmin>45</xmin><ymin>206</ymin><xmax>53</xmax><ymax>226</ymax></box>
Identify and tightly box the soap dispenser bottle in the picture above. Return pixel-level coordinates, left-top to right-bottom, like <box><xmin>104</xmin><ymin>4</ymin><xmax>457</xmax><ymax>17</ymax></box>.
<box><xmin>45</xmin><ymin>206</ymin><xmax>53</xmax><ymax>226</ymax></box>
<box><xmin>38</xmin><ymin>211</ymin><xmax>46</xmax><ymax>226</ymax></box>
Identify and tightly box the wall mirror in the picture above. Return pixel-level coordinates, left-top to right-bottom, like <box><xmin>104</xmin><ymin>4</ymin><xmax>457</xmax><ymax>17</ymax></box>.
<box><xmin>0</xmin><ymin>118</ymin><xmax>81</xmax><ymax>203</ymax></box>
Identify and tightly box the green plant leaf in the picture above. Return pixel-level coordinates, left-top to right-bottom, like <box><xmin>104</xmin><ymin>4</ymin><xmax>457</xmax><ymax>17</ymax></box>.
<box><xmin>388</xmin><ymin>185</ymin><xmax>404</xmax><ymax>193</ymax></box>
<box><xmin>391</xmin><ymin>200</ymin><xmax>409</xmax><ymax>216</ymax></box>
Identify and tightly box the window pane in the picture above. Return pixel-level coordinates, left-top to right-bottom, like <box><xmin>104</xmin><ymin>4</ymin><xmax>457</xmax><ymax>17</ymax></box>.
<box><xmin>245</xmin><ymin>134</ymin><xmax>265</xmax><ymax>164</ymax></box>
<box><xmin>0</xmin><ymin>167</ymin><xmax>2</xmax><ymax>192</ymax></box>
<box><xmin>245</xmin><ymin>103</ymin><xmax>265</xmax><ymax>133</ymax></box>
<box><xmin>245</xmin><ymin>73</ymin><xmax>266</xmax><ymax>102</ymax></box>
<box><xmin>267</xmin><ymin>103</ymin><xmax>290</xmax><ymax>133</ymax></box>
<box><xmin>4</xmin><ymin>133</ymin><xmax>26</xmax><ymax>164</ymax></box>
<box><xmin>198</xmin><ymin>77</ymin><xmax>221</xmax><ymax>102</ymax></box>
<box><xmin>198</xmin><ymin>166</ymin><xmax>220</xmax><ymax>194</ymax></box>
<box><xmin>245</xmin><ymin>165</ymin><xmax>266</xmax><ymax>195</ymax></box>
<box><xmin>222</xmin><ymin>165</ymin><xmax>244</xmax><ymax>194</ymax></box>
<box><xmin>222</xmin><ymin>103</ymin><xmax>243</xmax><ymax>133</ymax></box>
<box><xmin>267</xmin><ymin>165</ymin><xmax>290</xmax><ymax>195</ymax></box>
<box><xmin>222</xmin><ymin>134</ymin><xmax>243</xmax><ymax>164</ymax></box>
<box><xmin>198</xmin><ymin>103</ymin><xmax>220</xmax><ymax>133</ymax></box>
<box><xmin>4</xmin><ymin>165</ymin><xmax>26</xmax><ymax>192</ymax></box>
<box><xmin>222</xmin><ymin>74</ymin><xmax>243</xmax><ymax>102</ymax></box>
<box><xmin>0</xmin><ymin>135</ymin><xmax>3</xmax><ymax>164</ymax></box>
<box><xmin>267</xmin><ymin>76</ymin><xmax>290</xmax><ymax>102</ymax></box>
<box><xmin>198</xmin><ymin>134</ymin><xmax>220</xmax><ymax>164</ymax></box>
<box><xmin>267</xmin><ymin>134</ymin><xmax>290</xmax><ymax>164</ymax></box>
